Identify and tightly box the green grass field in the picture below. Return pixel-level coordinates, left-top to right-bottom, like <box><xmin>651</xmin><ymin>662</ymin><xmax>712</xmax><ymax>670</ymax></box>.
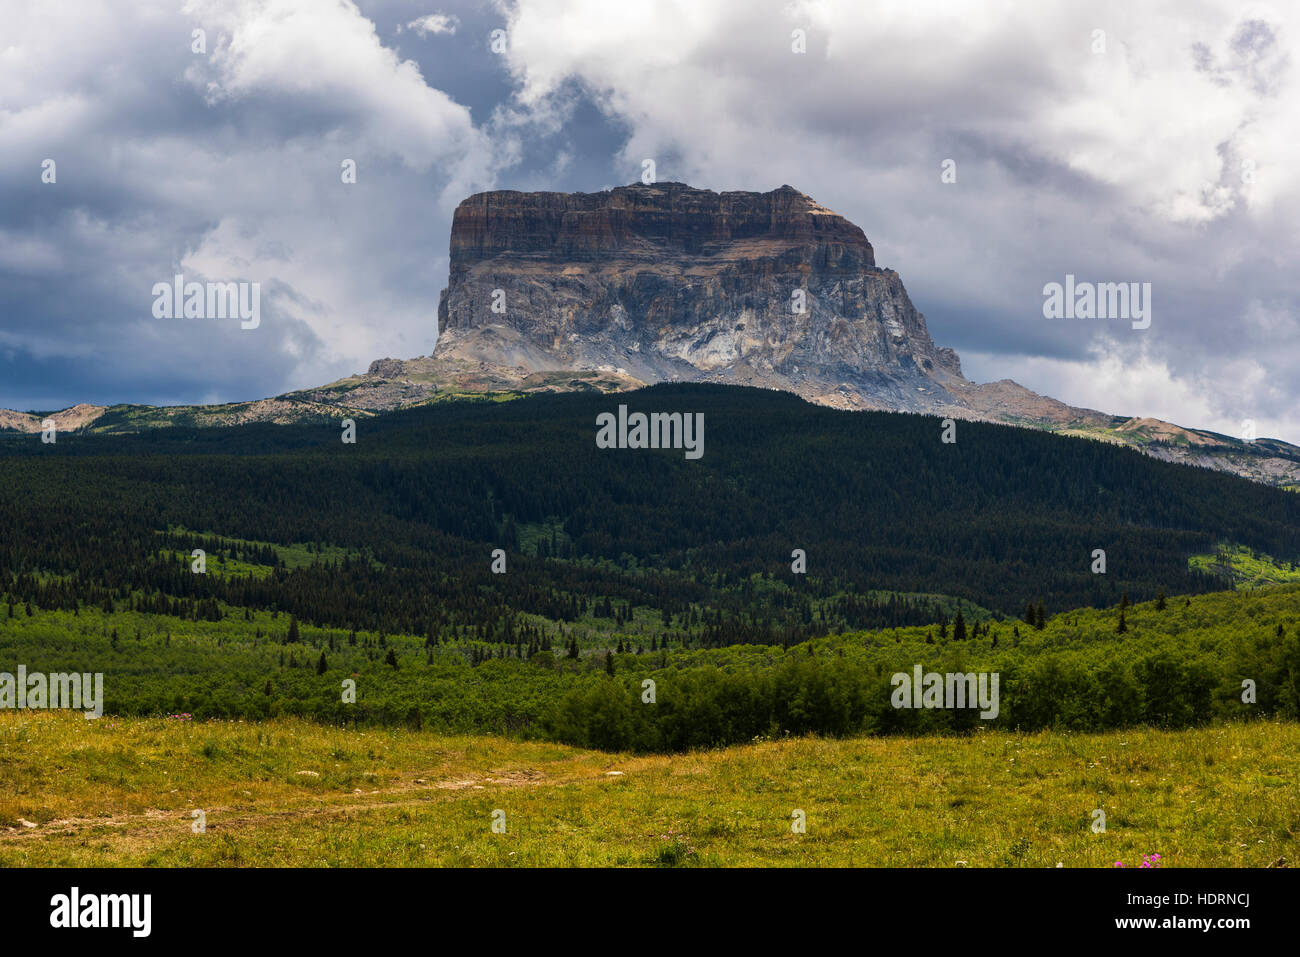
<box><xmin>1</xmin><ymin>712</ymin><xmax>1295</xmax><ymax>867</ymax></box>
<box><xmin>1189</xmin><ymin>543</ymin><xmax>1300</xmax><ymax>588</ymax></box>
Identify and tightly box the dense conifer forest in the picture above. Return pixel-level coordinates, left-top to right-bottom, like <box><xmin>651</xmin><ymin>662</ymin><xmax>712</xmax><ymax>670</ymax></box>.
<box><xmin>3</xmin><ymin>384</ymin><xmax>1296</xmax><ymax>637</ymax></box>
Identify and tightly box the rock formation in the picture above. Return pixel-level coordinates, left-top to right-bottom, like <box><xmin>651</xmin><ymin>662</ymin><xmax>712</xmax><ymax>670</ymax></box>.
<box><xmin>436</xmin><ymin>182</ymin><xmax>982</xmax><ymax>413</ymax></box>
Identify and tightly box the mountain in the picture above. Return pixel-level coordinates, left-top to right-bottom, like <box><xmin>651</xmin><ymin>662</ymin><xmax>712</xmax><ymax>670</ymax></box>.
<box><xmin>435</xmin><ymin>182</ymin><xmax>1109</xmax><ymax>425</ymax></box>
<box><xmin>436</xmin><ymin>182</ymin><xmax>978</xmax><ymax>413</ymax></box>
<box><xmin>3</xmin><ymin>182</ymin><xmax>1297</xmax><ymax>488</ymax></box>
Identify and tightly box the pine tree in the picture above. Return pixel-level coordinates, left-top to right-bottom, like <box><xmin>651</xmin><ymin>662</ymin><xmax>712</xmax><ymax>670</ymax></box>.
<box><xmin>286</xmin><ymin>615</ymin><xmax>300</xmax><ymax>643</ymax></box>
<box><xmin>316</xmin><ymin>651</ymin><xmax>327</xmax><ymax>675</ymax></box>
<box><xmin>385</xmin><ymin>649</ymin><xmax>398</xmax><ymax>669</ymax></box>
<box><xmin>953</xmin><ymin>611</ymin><xmax>967</xmax><ymax>641</ymax></box>
<box><xmin>605</xmin><ymin>651</ymin><xmax>615</xmax><ymax>676</ymax></box>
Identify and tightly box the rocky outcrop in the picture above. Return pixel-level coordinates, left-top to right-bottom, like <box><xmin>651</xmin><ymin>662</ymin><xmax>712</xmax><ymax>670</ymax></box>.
<box><xmin>436</xmin><ymin>182</ymin><xmax>967</xmax><ymax>413</ymax></box>
<box><xmin>0</xmin><ymin>403</ymin><xmax>106</xmax><ymax>434</ymax></box>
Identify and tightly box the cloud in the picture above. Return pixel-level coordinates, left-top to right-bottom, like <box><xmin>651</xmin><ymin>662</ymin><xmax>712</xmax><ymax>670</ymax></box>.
<box><xmin>402</xmin><ymin>12</ymin><xmax>459</xmax><ymax>36</ymax></box>
<box><xmin>497</xmin><ymin>0</ymin><xmax>1300</xmax><ymax>440</ymax></box>
<box><xmin>0</xmin><ymin>0</ymin><xmax>508</xmax><ymax>408</ymax></box>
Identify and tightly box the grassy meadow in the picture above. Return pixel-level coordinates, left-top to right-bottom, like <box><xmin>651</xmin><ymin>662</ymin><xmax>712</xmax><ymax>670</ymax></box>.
<box><xmin>1</xmin><ymin>712</ymin><xmax>1295</xmax><ymax>867</ymax></box>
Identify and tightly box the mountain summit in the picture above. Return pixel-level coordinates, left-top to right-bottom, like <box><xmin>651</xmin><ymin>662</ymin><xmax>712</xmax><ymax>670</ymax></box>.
<box><xmin>436</xmin><ymin>182</ymin><xmax>975</xmax><ymax>413</ymax></box>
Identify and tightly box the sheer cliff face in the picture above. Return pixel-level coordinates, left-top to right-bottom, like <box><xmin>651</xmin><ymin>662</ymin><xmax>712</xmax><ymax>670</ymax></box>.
<box><xmin>435</xmin><ymin>183</ymin><xmax>967</xmax><ymax>411</ymax></box>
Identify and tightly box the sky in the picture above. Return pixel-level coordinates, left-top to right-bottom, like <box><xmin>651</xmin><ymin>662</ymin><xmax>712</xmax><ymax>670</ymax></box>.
<box><xmin>1</xmin><ymin>0</ymin><xmax>1297</xmax><ymax>442</ymax></box>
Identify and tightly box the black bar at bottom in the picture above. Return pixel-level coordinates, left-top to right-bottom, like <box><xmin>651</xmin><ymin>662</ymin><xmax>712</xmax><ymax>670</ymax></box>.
<box><xmin>0</xmin><ymin>866</ymin><xmax>1286</xmax><ymax>945</ymax></box>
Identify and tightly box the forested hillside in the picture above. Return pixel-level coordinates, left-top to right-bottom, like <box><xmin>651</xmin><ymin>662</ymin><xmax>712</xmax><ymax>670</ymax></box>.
<box><xmin>2</xmin><ymin>384</ymin><xmax>1296</xmax><ymax>645</ymax></box>
<box><xmin>2</xmin><ymin>384</ymin><xmax>1300</xmax><ymax>751</ymax></box>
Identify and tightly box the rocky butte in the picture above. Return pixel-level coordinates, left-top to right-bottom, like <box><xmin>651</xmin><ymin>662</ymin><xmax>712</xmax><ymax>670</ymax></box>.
<box><xmin>435</xmin><ymin>181</ymin><xmax>981</xmax><ymax>413</ymax></box>
<box><xmin>433</xmin><ymin>182</ymin><xmax>1125</xmax><ymax>428</ymax></box>
<box><xmin>4</xmin><ymin>182</ymin><xmax>1298</xmax><ymax>487</ymax></box>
